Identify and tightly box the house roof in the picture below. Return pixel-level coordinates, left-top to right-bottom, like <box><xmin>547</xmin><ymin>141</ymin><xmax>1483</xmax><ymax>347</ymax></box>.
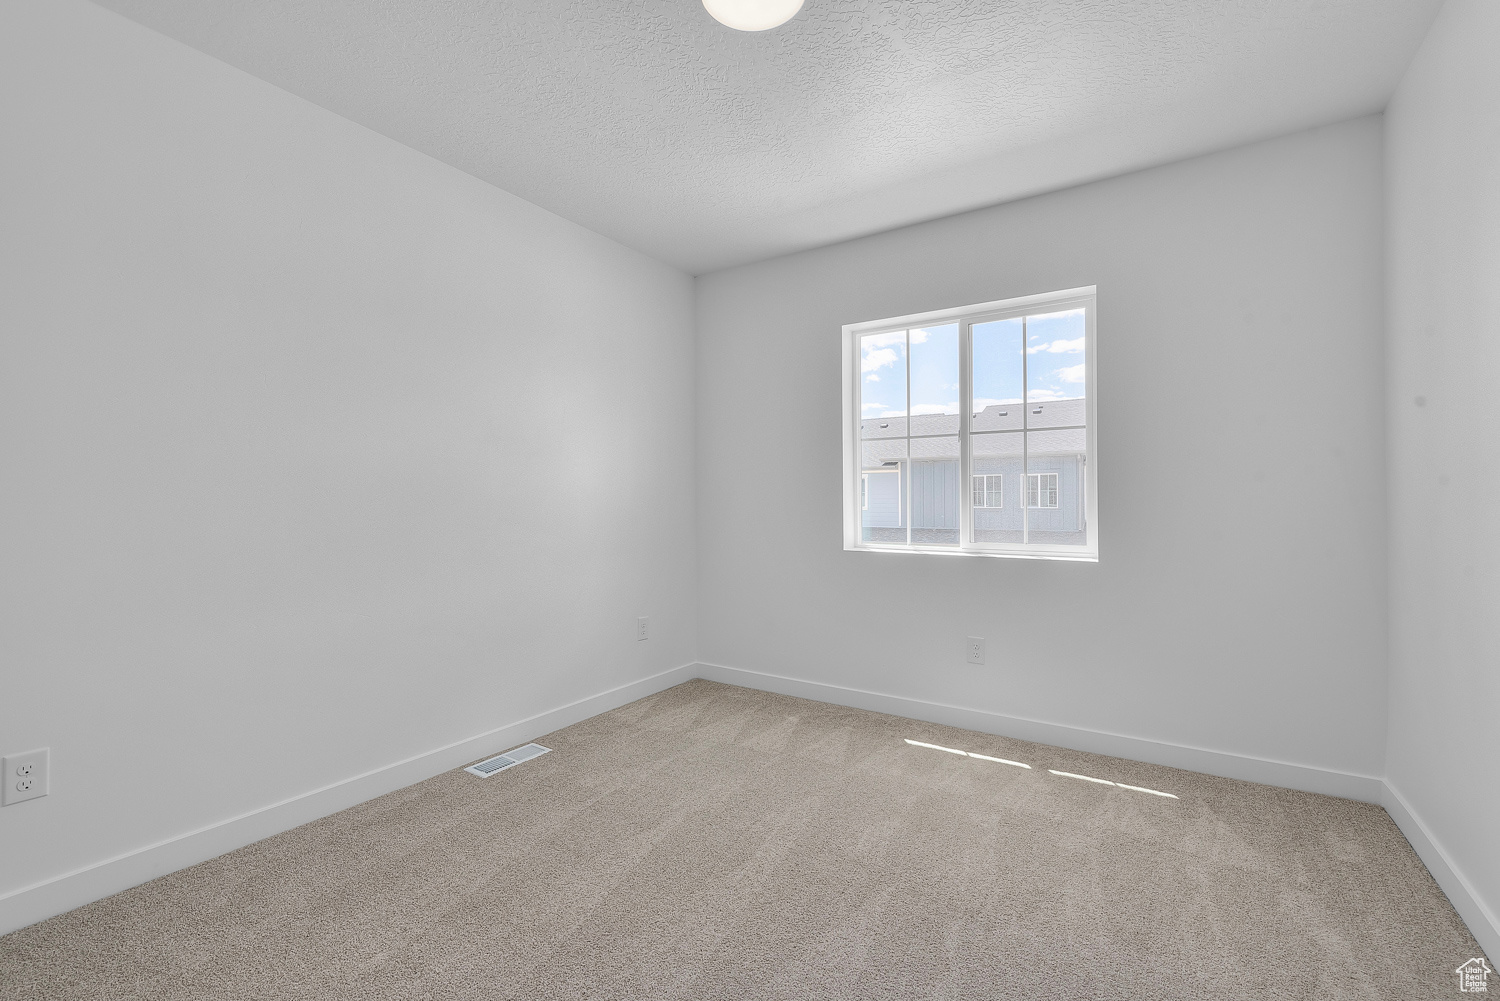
<box><xmin>860</xmin><ymin>400</ymin><xmax>1086</xmax><ymax>466</ymax></box>
<box><xmin>862</xmin><ymin>398</ymin><xmax>1086</xmax><ymax>438</ymax></box>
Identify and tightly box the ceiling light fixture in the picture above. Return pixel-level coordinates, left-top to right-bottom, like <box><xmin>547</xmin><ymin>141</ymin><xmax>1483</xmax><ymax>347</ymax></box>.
<box><xmin>702</xmin><ymin>0</ymin><xmax>804</xmax><ymax>31</ymax></box>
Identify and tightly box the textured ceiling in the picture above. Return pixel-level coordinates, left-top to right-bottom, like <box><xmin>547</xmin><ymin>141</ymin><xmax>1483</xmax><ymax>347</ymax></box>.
<box><xmin>93</xmin><ymin>0</ymin><xmax>1442</xmax><ymax>273</ymax></box>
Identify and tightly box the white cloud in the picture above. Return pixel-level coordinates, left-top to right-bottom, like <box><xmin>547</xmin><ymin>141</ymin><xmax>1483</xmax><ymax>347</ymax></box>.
<box><xmin>1027</xmin><ymin>337</ymin><xmax>1085</xmax><ymax>355</ymax></box>
<box><xmin>1025</xmin><ymin>388</ymin><xmax>1070</xmax><ymax>401</ymax></box>
<box><xmin>862</xmin><ymin>347</ymin><xmax>899</xmax><ymax>373</ymax></box>
<box><xmin>1057</xmin><ymin>363</ymin><xmax>1086</xmax><ymax>384</ymax></box>
<box><xmin>910</xmin><ymin>403</ymin><xmax>957</xmax><ymax>416</ymax></box>
<box><xmin>861</xmin><ymin>401</ymin><xmax>891</xmax><ymax>412</ymax></box>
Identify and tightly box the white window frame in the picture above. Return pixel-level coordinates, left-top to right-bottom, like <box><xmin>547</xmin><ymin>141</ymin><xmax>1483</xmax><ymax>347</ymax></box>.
<box><xmin>973</xmin><ymin>473</ymin><xmax>1004</xmax><ymax>509</ymax></box>
<box><xmin>842</xmin><ymin>286</ymin><xmax>1097</xmax><ymax>561</ymax></box>
<box><xmin>1026</xmin><ymin>472</ymin><xmax>1059</xmax><ymax>509</ymax></box>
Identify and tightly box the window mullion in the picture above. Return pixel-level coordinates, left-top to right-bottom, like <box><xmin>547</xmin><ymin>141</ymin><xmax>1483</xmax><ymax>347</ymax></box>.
<box><xmin>1021</xmin><ymin>315</ymin><xmax>1029</xmax><ymax>545</ymax></box>
<box><xmin>904</xmin><ymin>328</ymin><xmax>912</xmax><ymax>548</ymax></box>
<box><xmin>959</xmin><ymin>320</ymin><xmax>973</xmax><ymax>549</ymax></box>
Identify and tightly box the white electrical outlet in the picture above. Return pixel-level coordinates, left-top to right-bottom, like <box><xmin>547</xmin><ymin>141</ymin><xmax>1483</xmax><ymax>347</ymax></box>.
<box><xmin>966</xmin><ymin>637</ymin><xmax>985</xmax><ymax>666</ymax></box>
<box><xmin>3</xmin><ymin>748</ymin><xmax>49</xmax><ymax>806</ymax></box>
<box><xmin>637</xmin><ymin>616</ymin><xmax>649</xmax><ymax>641</ymax></box>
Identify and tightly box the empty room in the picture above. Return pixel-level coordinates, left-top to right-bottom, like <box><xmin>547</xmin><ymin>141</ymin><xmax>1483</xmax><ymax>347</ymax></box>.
<box><xmin>1</xmin><ymin>0</ymin><xmax>1496</xmax><ymax>997</ymax></box>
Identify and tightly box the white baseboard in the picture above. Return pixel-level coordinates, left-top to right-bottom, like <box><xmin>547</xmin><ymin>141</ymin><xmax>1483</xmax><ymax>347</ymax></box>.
<box><xmin>0</xmin><ymin>662</ymin><xmax>697</xmax><ymax>938</ymax></box>
<box><xmin>9</xmin><ymin>660</ymin><xmax>1494</xmax><ymax>965</ymax></box>
<box><xmin>696</xmin><ymin>662</ymin><xmax>1500</xmax><ymax>958</ymax></box>
<box><xmin>693</xmin><ymin>662</ymin><xmax>1385</xmax><ymax>802</ymax></box>
<box><xmin>1382</xmin><ymin>781</ymin><xmax>1499</xmax><ymax>961</ymax></box>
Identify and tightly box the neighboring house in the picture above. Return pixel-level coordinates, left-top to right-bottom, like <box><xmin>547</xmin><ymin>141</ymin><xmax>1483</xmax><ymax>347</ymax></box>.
<box><xmin>860</xmin><ymin>399</ymin><xmax>1087</xmax><ymax>546</ymax></box>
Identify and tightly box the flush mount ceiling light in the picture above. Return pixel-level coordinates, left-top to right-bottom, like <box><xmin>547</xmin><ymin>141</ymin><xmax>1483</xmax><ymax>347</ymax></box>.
<box><xmin>702</xmin><ymin>0</ymin><xmax>804</xmax><ymax>31</ymax></box>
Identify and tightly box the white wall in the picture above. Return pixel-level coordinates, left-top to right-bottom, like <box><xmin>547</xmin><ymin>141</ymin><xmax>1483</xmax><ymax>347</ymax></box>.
<box><xmin>9</xmin><ymin>0</ymin><xmax>1490</xmax><ymax>955</ymax></box>
<box><xmin>1385</xmin><ymin>0</ymin><xmax>1500</xmax><ymax>953</ymax></box>
<box><xmin>0</xmin><ymin>0</ymin><xmax>696</xmax><ymax>928</ymax></box>
<box><xmin>696</xmin><ymin>117</ymin><xmax>1388</xmax><ymax>784</ymax></box>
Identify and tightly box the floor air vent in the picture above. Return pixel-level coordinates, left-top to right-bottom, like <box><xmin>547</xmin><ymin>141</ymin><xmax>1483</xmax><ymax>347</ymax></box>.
<box><xmin>465</xmin><ymin>743</ymin><xmax>551</xmax><ymax>778</ymax></box>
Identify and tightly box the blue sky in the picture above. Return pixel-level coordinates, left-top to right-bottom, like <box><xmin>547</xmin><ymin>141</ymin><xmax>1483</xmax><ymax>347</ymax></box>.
<box><xmin>861</xmin><ymin>309</ymin><xmax>1084</xmax><ymax>418</ymax></box>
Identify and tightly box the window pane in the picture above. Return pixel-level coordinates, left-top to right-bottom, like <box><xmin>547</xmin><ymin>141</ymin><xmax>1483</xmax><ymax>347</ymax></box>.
<box><xmin>970</xmin><ymin>432</ymin><xmax>1022</xmax><ymax>544</ymax></box>
<box><xmin>909</xmin><ymin>323</ymin><xmax>959</xmax><ymax>421</ymax></box>
<box><xmin>909</xmin><ymin>435</ymin><xmax>959</xmax><ymax>546</ymax></box>
<box><xmin>972</xmin><ymin>318</ymin><xmax>1023</xmax><ymax>432</ymax></box>
<box><xmin>1025</xmin><ymin>430</ymin><xmax>1086</xmax><ymax>546</ymax></box>
<box><xmin>1025</xmin><ymin>473</ymin><xmax>1058</xmax><ymax>509</ymax></box>
<box><xmin>860</xmin><ymin>330</ymin><xmax>907</xmax><ymax>423</ymax></box>
<box><xmin>1025</xmin><ymin>308</ymin><xmax>1086</xmax><ymax>429</ymax></box>
<box><xmin>860</xmin><ymin>439</ymin><xmax>905</xmax><ymax>543</ymax></box>
<box><xmin>973</xmin><ymin>474</ymin><xmax>1004</xmax><ymax>509</ymax></box>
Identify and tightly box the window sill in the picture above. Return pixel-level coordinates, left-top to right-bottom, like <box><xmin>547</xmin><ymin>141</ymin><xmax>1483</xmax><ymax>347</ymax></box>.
<box><xmin>846</xmin><ymin>542</ymin><xmax>1098</xmax><ymax>563</ymax></box>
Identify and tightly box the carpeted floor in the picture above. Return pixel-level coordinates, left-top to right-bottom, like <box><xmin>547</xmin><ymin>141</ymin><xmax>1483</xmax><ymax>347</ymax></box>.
<box><xmin>0</xmin><ymin>680</ymin><xmax>1482</xmax><ymax>1000</ymax></box>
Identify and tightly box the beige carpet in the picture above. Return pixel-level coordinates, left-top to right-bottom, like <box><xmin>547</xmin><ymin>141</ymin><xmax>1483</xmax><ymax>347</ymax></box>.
<box><xmin>0</xmin><ymin>680</ymin><xmax>1483</xmax><ymax>1000</ymax></box>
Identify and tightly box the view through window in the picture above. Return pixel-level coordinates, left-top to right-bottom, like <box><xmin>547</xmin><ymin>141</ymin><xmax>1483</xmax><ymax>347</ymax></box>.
<box><xmin>845</xmin><ymin>287</ymin><xmax>1096</xmax><ymax>559</ymax></box>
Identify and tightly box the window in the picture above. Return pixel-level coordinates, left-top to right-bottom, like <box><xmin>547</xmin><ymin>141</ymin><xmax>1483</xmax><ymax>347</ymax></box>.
<box><xmin>1027</xmin><ymin>472</ymin><xmax>1058</xmax><ymax>508</ymax></box>
<box><xmin>843</xmin><ymin>286</ymin><xmax>1096</xmax><ymax>560</ymax></box>
<box><xmin>973</xmin><ymin>474</ymin><xmax>1003</xmax><ymax>508</ymax></box>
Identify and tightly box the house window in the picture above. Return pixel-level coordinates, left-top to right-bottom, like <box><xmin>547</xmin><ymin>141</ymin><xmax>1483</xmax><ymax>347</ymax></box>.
<box><xmin>1027</xmin><ymin>472</ymin><xmax>1058</xmax><ymax>508</ymax></box>
<box><xmin>843</xmin><ymin>286</ymin><xmax>1096</xmax><ymax>560</ymax></box>
<box><xmin>973</xmin><ymin>474</ymin><xmax>1003</xmax><ymax>508</ymax></box>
